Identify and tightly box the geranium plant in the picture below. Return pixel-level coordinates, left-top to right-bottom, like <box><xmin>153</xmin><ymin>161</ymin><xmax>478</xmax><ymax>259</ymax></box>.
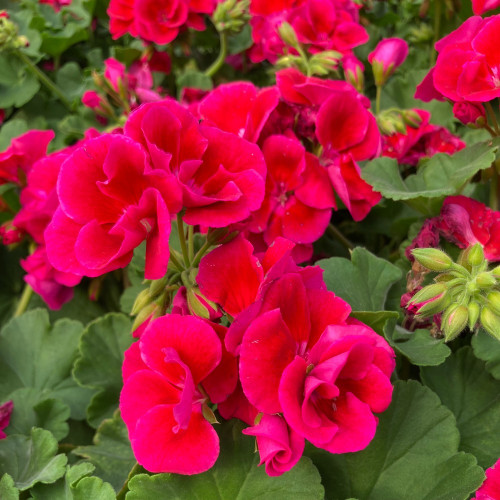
<box><xmin>1</xmin><ymin>0</ymin><xmax>500</xmax><ymax>499</ymax></box>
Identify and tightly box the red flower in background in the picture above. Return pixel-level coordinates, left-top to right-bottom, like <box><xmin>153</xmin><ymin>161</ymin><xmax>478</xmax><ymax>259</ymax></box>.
<box><xmin>472</xmin><ymin>458</ymin><xmax>500</xmax><ymax>500</ymax></box>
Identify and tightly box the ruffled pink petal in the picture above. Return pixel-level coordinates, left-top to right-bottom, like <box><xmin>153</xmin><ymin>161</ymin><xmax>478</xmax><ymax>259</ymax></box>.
<box><xmin>140</xmin><ymin>315</ymin><xmax>222</xmax><ymax>384</ymax></box>
<box><xmin>240</xmin><ymin>309</ymin><xmax>296</xmax><ymax>414</ymax></box>
<box><xmin>131</xmin><ymin>405</ymin><xmax>219</xmax><ymax>474</ymax></box>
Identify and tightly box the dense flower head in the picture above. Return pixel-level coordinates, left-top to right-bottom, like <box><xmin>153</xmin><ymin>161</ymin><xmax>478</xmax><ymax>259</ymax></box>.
<box><xmin>382</xmin><ymin>109</ymin><xmax>465</xmax><ymax>166</ymax></box>
<box><xmin>45</xmin><ymin>133</ymin><xmax>182</xmax><ymax>280</ymax></box>
<box><xmin>120</xmin><ymin>314</ymin><xmax>222</xmax><ymax>474</ymax></box>
<box><xmin>107</xmin><ymin>0</ymin><xmax>215</xmax><ymax>44</ymax></box>
<box><xmin>125</xmin><ymin>99</ymin><xmax>267</xmax><ymax>228</ymax></box>
<box><xmin>418</xmin><ymin>15</ymin><xmax>500</xmax><ymax>102</ymax></box>
<box><xmin>247</xmin><ymin>135</ymin><xmax>335</xmax><ymax>246</ymax></box>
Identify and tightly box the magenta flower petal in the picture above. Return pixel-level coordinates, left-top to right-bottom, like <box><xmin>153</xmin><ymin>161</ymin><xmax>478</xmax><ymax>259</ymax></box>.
<box><xmin>140</xmin><ymin>315</ymin><xmax>221</xmax><ymax>384</ymax></box>
<box><xmin>240</xmin><ymin>309</ymin><xmax>296</xmax><ymax>414</ymax></box>
<box><xmin>131</xmin><ymin>405</ymin><xmax>219</xmax><ymax>474</ymax></box>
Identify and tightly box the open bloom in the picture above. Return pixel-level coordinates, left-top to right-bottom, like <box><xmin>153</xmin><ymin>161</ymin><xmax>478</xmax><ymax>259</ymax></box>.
<box><xmin>125</xmin><ymin>99</ymin><xmax>266</xmax><ymax>228</ymax></box>
<box><xmin>472</xmin><ymin>0</ymin><xmax>500</xmax><ymax>15</ymax></box>
<box><xmin>45</xmin><ymin>133</ymin><xmax>182</xmax><ymax>279</ymax></box>
<box><xmin>120</xmin><ymin>315</ymin><xmax>221</xmax><ymax>474</ymax></box>
<box><xmin>421</xmin><ymin>15</ymin><xmax>500</xmax><ymax>102</ymax></box>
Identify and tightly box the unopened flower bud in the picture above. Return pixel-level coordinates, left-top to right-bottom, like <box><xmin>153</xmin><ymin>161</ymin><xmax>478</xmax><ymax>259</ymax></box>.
<box><xmin>149</xmin><ymin>276</ymin><xmax>168</xmax><ymax>299</ymax></box>
<box><xmin>213</xmin><ymin>0</ymin><xmax>250</xmax><ymax>33</ymax></box>
<box><xmin>476</xmin><ymin>271</ymin><xmax>496</xmax><ymax>289</ymax></box>
<box><xmin>442</xmin><ymin>304</ymin><xmax>469</xmax><ymax>341</ymax></box>
<box><xmin>468</xmin><ymin>302</ymin><xmax>480</xmax><ymax>330</ymax></box>
<box><xmin>131</xmin><ymin>302</ymin><xmax>156</xmax><ymax>332</ymax></box>
<box><xmin>402</xmin><ymin>109</ymin><xmax>423</xmax><ymax>128</ymax></box>
<box><xmin>480</xmin><ymin>307</ymin><xmax>500</xmax><ymax>341</ymax></box>
<box><xmin>487</xmin><ymin>291</ymin><xmax>500</xmax><ymax>316</ymax></box>
<box><xmin>412</xmin><ymin>248</ymin><xmax>453</xmax><ymax>272</ymax></box>
<box><xmin>410</xmin><ymin>283</ymin><xmax>447</xmax><ymax>305</ymax></box>
<box><xmin>131</xmin><ymin>288</ymin><xmax>151</xmax><ymax>316</ymax></box>
<box><xmin>368</xmin><ymin>38</ymin><xmax>409</xmax><ymax>86</ymax></box>
<box><xmin>278</xmin><ymin>22</ymin><xmax>299</xmax><ymax>49</ymax></box>
<box><xmin>467</xmin><ymin>243</ymin><xmax>485</xmax><ymax>267</ymax></box>
<box><xmin>491</xmin><ymin>265</ymin><xmax>500</xmax><ymax>279</ymax></box>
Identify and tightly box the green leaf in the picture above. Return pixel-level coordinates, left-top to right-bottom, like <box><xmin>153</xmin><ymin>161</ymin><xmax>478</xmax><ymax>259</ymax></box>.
<box><xmin>73</xmin><ymin>313</ymin><xmax>133</xmax><ymax>427</ymax></box>
<box><xmin>71</xmin><ymin>477</ymin><xmax>116</xmax><ymax>500</ymax></box>
<box><xmin>30</xmin><ymin>463</ymin><xmax>95</xmax><ymax>500</ymax></box>
<box><xmin>0</xmin><ymin>120</ymin><xmax>28</xmax><ymax>150</ymax></box>
<box><xmin>120</xmin><ymin>285</ymin><xmax>146</xmax><ymax>314</ymax></box>
<box><xmin>361</xmin><ymin>140</ymin><xmax>499</xmax><ymax>215</ymax></box>
<box><xmin>421</xmin><ymin>347</ymin><xmax>500</xmax><ymax>468</ymax></box>
<box><xmin>471</xmin><ymin>328</ymin><xmax>500</xmax><ymax>380</ymax></box>
<box><xmin>307</xmin><ymin>380</ymin><xmax>484</xmax><ymax>500</ymax></box>
<box><xmin>227</xmin><ymin>24</ymin><xmax>253</xmax><ymax>54</ymax></box>
<box><xmin>0</xmin><ymin>53</ymin><xmax>40</xmax><ymax>108</ymax></box>
<box><xmin>350</xmin><ymin>311</ymin><xmax>399</xmax><ymax>336</ymax></box>
<box><xmin>0</xmin><ymin>428</ymin><xmax>67</xmax><ymax>491</ymax></box>
<box><xmin>73</xmin><ymin>412</ymin><xmax>135</xmax><ymax>492</ymax></box>
<box><xmin>55</xmin><ymin>63</ymin><xmax>86</xmax><ymax>104</ymax></box>
<box><xmin>383</xmin><ymin>319</ymin><xmax>451</xmax><ymax>366</ymax></box>
<box><xmin>4</xmin><ymin>388</ymin><xmax>70</xmax><ymax>440</ymax></box>
<box><xmin>126</xmin><ymin>421</ymin><xmax>324</xmax><ymax>500</ymax></box>
<box><xmin>0</xmin><ymin>474</ymin><xmax>19</xmax><ymax>500</ymax></box>
<box><xmin>176</xmin><ymin>71</ymin><xmax>213</xmax><ymax>95</ymax></box>
<box><xmin>317</xmin><ymin>247</ymin><xmax>403</xmax><ymax>311</ymax></box>
<box><xmin>0</xmin><ymin>309</ymin><xmax>94</xmax><ymax>420</ymax></box>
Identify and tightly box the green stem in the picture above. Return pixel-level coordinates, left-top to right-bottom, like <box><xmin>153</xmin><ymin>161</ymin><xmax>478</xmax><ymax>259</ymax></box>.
<box><xmin>14</xmin><ymin>283</ymin><xmax>33</xmax><ymax>317</ymax></box>
<box><xmin>327</xmin><ymin>223</ymin><xmax>354</xmax><ymax>251</ymax></box>
<box><xmin>485</xmin><ymin>101</ymin><xmax>500</xmax><ymax>135</ymax></box>
<box><xmin>192</xmin><ymin>238</ymin><xmax>213</xmax><ymax>267</ymax></box>
<box><xmin>491</xmin><ymin>164</ymin><xmax>500</xmax><ymax>211</ymax></box>
<box><xmin>15</xmin><ymin>50</ymin><xmax>72</xmax><ymax>111</ymax></box>
<box><xmin>116</xmin><ymin>462</ymin><xmax>143</xmax><ymax>500</ymax></box>
<box><xmin>375</xmin><ymin>85</ymin><xmax>382</xmax><ymax>115</ymax></box>
<box><xmin>169</xmin><ymin>251</ymin><xmax>184</xmax><ymax>272</ymax></box>
<box><xmin>177</xmin><ymin>214</ymin><xmax>190</xmax><ymax>268</ymax></box>
<box><xmin>205</xmin><ymin>30</ymin><xmax>228</xmax><ymax>78</ymax></box>
<box><xmin>430</xmin><ymin>0</ymin><xmax>442</xmax><ymax>66</ymax></box>
<box><xmin>188</xmin><ymin>225</ymin><xmax>194</xmax><ymax>262</ymax></box>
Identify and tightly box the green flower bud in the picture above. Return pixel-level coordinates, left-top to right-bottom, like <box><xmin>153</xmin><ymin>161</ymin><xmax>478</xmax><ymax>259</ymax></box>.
<box><xmin>278</xmin><ymin>22</ymin><xmax>299</xmax><ymax>48</ymax></box>
<box><xmin>468</xmin><ymin>302</ymin><xmax>480</xmax><ymax>330</ymax></box>
<box><xmin>487</xmin><ymin>291</ymin><xmax>500</xmax><ymax>316</ymax></box>
<box><xmin>402</xmin><ymin>109</ymin><xmax>423</xmax><ymax>128</ymax></box>
<box><xmin>187</xmin><ymin>287</ymin><xmax>212</xmax><ymax>319</ymax></box>
<box><xmin>476</xmin><ymin>272</ymin><xmax>496</xmax><ymax>290</ymax></box>
<box><xmin>130</xmin><ymin>288</ymin><xmax>151</xmax><ymax>316</ymax></box>
<box><xmin>131</xmin><ymin>302</ymin><xmax>156</xmax><ymax>332</ymax></box>
<box><xmin>491</xmin><ymin>265</ymin><xmax>500</xmax><ymax>279</ymax></box>
<box><xmin>467</xmin><ymin>243</ymin><xmax>485</xmax><ymax>267</ymax></box>
<box><xmin>480</xmin><ymin>307</ymin><xmax>500</xmax><ymax>341</ymax></box>
<box><xmin>409</xmin><ymin>283</ymin><xmax>447</xmax><ymax>306</ymax></box>
<box><xmin>411</xmin><ymin>248</ymin><xmax>453</xmax><ymax>272</ymax></box>
<box><xmin>149</xmin><ymin>276</ymin><xmax>168</xmax><ymax>299</ymax></box>
<box><xmin>415</xmin><ymin>292</ymin><xmax>451</xmax><ymax>317</ymax></box>
<box><xmin>442</xmin><ymin>304</ymin><xmax>469</xmax><ymax>341</ymax></box>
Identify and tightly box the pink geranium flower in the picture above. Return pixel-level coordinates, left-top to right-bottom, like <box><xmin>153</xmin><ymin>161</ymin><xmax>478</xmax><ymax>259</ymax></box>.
<box><xmin>198</xmin><ymin>82</ymin><xmax>279</xmax><ymax>143</ymax></box>
<box><xmin>125</xmin><ymin>99</ymin><xmax>266</xmax><ymax>228</ymax></box>
<box><xmin>120</xmin><ymin>315</ymin><xmax>222</xmax><ymax>474</ymax></box>
<box><xmin>248</xmin><ymin>135</ymin><xmax>335</xmax><ymax>245</ymax></box>
<box><xmin>45</xmin><ymin>134</ymin><xmax>182</xmax><ymax>280</ymax></box>
<box><xmin>421</xmin><ymin>15</ymin><xmax>500</xmax><ymax>102</ymax></box>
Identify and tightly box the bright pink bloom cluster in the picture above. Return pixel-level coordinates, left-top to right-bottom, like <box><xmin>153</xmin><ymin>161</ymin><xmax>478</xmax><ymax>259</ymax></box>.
<box><xmin>107</xmin><ymin>0</ymin><xmax>215</xmax><ymax>44</ymax></box>
<box><xmin>382</xmin><ymin>109</ymin><xmax>465</xmax><ymax>166</ymax></box>
<box><xmin>193</xmin><ymin>235</ymin><xmax>395</xmax><ymax>475</ymax></box>
<box><xmin>417</xmin><ymin>15</ymin><xmax>500</xmax><ymax>103</ymax></box>
<box><xmin>249</xmin><ymin>0</ymin><xmax>368</xmax><ymax>64</ymax></box>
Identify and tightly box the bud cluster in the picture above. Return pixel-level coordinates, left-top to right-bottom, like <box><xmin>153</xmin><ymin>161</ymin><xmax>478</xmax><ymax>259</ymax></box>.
<box><xmin>409</xmin><ymin>244</ymin><xmax>500</xmax><ymax>341</ymax></box>
<box><xmin>377</xmin><ymin>108</ymin><xmax>423</xmax><ymax>135</ymax></box>
<box><xmin>0</xmin><ymin>12</ymin><xmax>28</xmax><ymax>50</ymax></box>
<box><xmin>212</xmin><ymin>0</ymin><xmax>250</xmax><ymax>33</ymax></box>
